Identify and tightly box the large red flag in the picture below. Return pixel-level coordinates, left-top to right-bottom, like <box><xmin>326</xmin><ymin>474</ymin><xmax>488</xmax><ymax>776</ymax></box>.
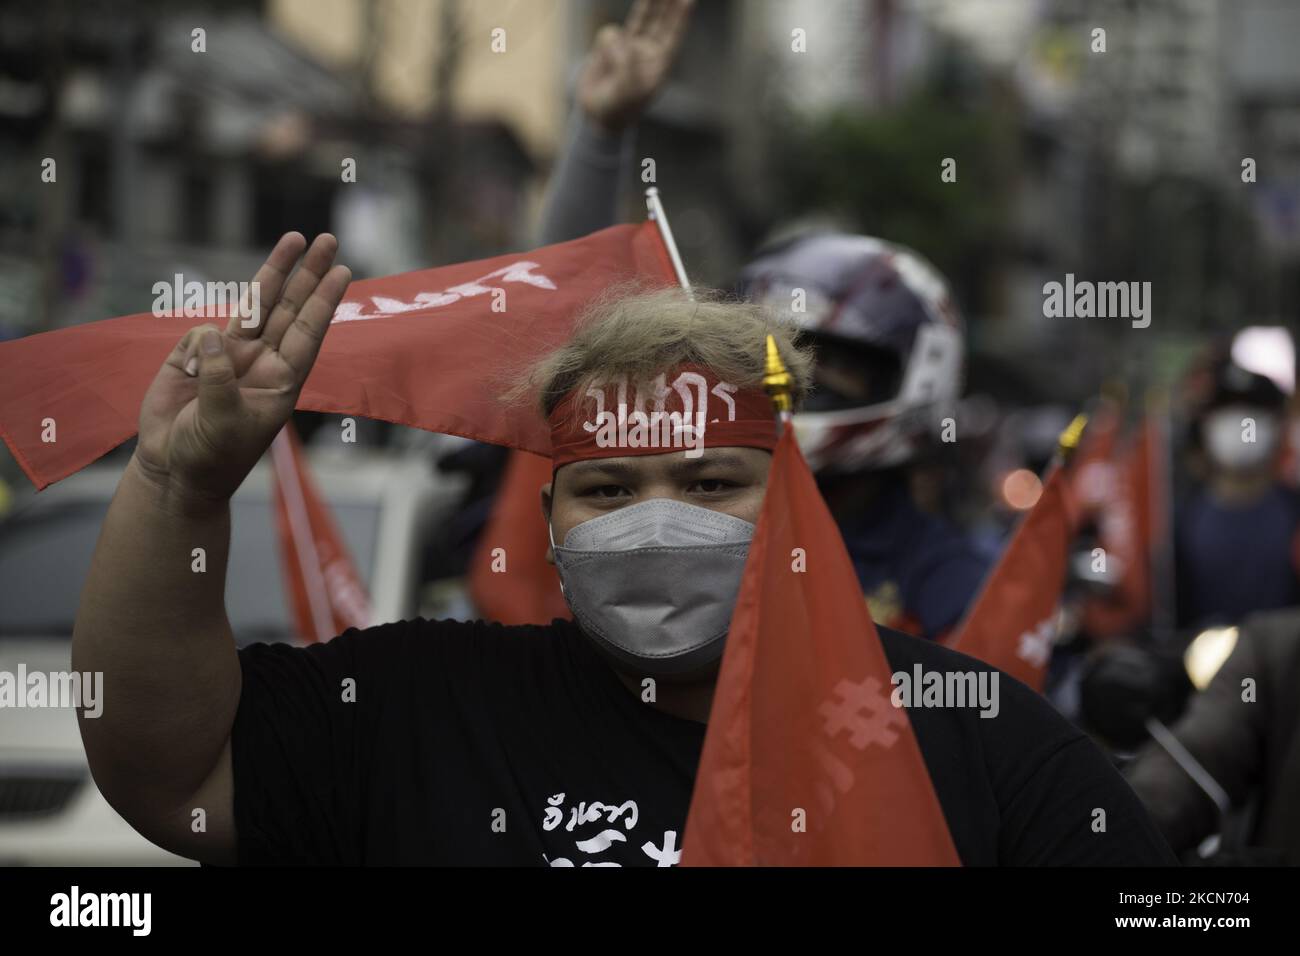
<box><xmin>467</xmin><ymin>450</ymin><xmax>569</xmax><ymax>625</ymax></box>
<box><xmin>269</xmin><ymin>423</ymin><xmax>370</xmax><ymax>643</ymax></box>
<box><xmin>681</xmin><ymin>427</ymin><xmax>960</xmax><ymax>866</ymax></box>
<box><xmin>0</xmin><ymin>223</ymin><xmax>676</xmax><ymax>490</ymax></box>
<box><xmin>948</xmin><ymin>464</ymin><xmax>1077</xmax><ymax>690</ymax></box>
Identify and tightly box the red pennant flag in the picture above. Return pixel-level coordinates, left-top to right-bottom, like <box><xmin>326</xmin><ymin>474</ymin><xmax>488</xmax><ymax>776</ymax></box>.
<box><xmin>681</xmin><ymin>427</ymin><xmax>960</xmax><ymax>866</ymax></box>
<box><xmin>1081</xmin><ymin>418</ymin><xmax>1162</xmax><ymax>639</ymax></box>
<box><xmin>948</xmin><ymin>464</ymin><xmax>1078</xmax><ymax>690</ymax></box>
<box><xmin>0</xmin><ymin>223</ymin><xmax>676</xmax><ymax>490</ymax></box>
<box><xmin>1069</xmin><ymin>396</ymin><xmax>1123</xmax><ymax>523</ymax></box>
<box><xmin>269</xmin><ymin>423</ymin><xmax>370</xmax><ymax>643</ymax></box>
<box><xmin>468</xmin><ymin>450</ymin><xmax>570</xmax><ymax>625</ymax></box>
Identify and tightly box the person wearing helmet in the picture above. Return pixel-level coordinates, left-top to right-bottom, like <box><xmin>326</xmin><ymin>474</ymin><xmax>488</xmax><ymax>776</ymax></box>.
<box><xmin>537</xmin><ymin>3</ymin><xmax>990</xmax><ymax>639</ymax></box>
<box><xmin>1175</xmin><ymin>356</ymin><xmax>1300</xmax><ymax>629</ymax></box>
<box><xmin>735</xmin><ymin>234</ymin><xmax>989</xmax><ymax>638</ymax></box>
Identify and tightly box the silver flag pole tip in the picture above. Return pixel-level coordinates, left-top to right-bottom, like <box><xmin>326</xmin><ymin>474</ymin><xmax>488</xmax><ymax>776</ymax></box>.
<box><xmin>645</xmin><ymin>187</ymin><xmax>693</xmax><ymax>298</ymax></box>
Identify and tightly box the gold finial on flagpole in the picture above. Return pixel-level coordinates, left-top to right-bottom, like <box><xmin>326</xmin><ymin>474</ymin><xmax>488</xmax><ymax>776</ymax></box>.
<box><xmin>764</xmin><ymin>334</ymin><xmax>793</xmax><ymax>426</ymax></box>
<box><xmin>1057</xmin><ymin>412</ymin><xmax>1089</xmax><ymax>462</ymax></box>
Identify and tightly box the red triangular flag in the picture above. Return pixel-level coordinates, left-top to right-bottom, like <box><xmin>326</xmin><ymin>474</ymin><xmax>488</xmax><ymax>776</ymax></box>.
<box><xmin>1081</xmin><ymin>417</ymin><xmax>1162</xmax><ymax>639</ymax></box>
<box><xmin>681</xmin><ymin>427</ymin><xmax>960</xmax><ymax>865</ymax></box>
<box><xmin>1069</xmin><ymin>396</ymin><xmax>1123</xmax><ymax>523</ymax></box>
<box><xmin>948</xmin><ymin>464</ymin><xmax>1077</xmax><ymax>690</ymax></box>
<box><xmin>269</xmin><ymin>423</ymin><xmax>370</xmax><ymax>643</ymax></box>
<box><xmin>0</xmin><ymin>223</ymin><xmax>677</xmax><ymax>490</ymax></box>
<box><xmin>468</xmin><ymin>450</ymin><xmax>570</xmax><ymax>625</ymax></box>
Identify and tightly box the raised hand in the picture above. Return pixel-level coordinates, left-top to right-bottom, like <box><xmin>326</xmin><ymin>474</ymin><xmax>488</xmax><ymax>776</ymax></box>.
<box><xmin>134</xmin><ymin>232</ymin><xmax>352</xmax><ymax>504</ymax></box>
<box><xmin>577</xmin><ymin>0</ymin><xmax>694</xmax><ymax>133</ymax></box>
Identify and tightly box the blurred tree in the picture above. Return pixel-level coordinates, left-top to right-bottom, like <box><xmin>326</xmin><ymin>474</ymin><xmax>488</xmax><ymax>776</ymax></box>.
<box><xmin>767</xmin><ymin>88</ymin><xmax>1014</xmax><ymax>319</ymax></box>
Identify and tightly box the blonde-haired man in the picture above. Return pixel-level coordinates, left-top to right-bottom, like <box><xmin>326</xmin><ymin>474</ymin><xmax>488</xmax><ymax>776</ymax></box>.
<box><xmin>74</xmin><ymin>235</ymin><xmax>1174</xmax><ymax>865</ymax></box>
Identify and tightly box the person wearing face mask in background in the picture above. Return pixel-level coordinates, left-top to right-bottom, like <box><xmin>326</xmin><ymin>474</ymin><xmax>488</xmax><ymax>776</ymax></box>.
<box><xmin>1174</xmin><ymin>357</ymin><xmax>1300</xmax><ymax>630</ymax></box>
<box><xmin>1074</xmin><ymin>350</ymin><xmax>1300</xmax><ymax>864</ymax></box>
<box><xmin>71</xmin><ymin>234</ymin><xmax>1174</xmax><ymax>865</ymax></box>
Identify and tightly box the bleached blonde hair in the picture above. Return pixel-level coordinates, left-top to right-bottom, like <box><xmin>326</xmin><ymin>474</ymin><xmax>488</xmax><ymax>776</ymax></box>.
<box><xmin>507</xmin><ymin>283</ymin><xmax>814</xmax><ymax>420</ymax></box>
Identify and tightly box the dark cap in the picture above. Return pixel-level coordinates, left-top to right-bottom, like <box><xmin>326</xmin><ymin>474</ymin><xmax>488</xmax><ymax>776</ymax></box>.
<box><xmin>1206</xmin><ymin>358</ymin><xmax>1286</xmax><ymax>412</ymax></box>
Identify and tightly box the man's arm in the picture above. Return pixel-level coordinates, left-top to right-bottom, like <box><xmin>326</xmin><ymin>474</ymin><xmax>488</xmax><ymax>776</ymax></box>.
<box><xmin>535</xmin><ymin>0</ymin><xmax>693</xmax><ymax>246</ymax></box>
<box><xmin>72</xmin><ymin>455</ymin><xmax>240</xmax><ymax>863</ymax></box>
<box><xmin>537</xmin><ymin>115</ymin><xmax>634</xmax><ymax>246</ymax></box>
<box><xmin>71</xmin><ymin>233</ymin><xmax>351</xmax><ymax>864</ymax></box>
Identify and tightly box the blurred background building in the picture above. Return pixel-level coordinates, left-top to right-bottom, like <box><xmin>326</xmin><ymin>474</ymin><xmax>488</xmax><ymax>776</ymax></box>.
<box><xmin>3</xmin><ymin>0</ymin><xmax>1299</xmax><ymax>521</ymax></box>
<box><xmin>4</xmin><ymin>0</ymin><xmax>1299</xmax><ymax>335</ymax></box>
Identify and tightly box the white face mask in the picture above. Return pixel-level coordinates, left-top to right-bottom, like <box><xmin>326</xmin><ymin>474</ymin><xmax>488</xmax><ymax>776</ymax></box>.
<box><xmin>1203</xmin><ymin>406</ymin><xmax>1279</xmax><ymax>471</ymax></box>
<box><xmin>549</xmin><ymin>498</ymin><xmax>755</xmax><ymax>677</ymax></box>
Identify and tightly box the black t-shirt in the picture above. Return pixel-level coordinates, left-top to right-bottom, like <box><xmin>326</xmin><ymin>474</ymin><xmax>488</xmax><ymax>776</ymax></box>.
<box><xmin>230</xmin><ymin>617</ymin><xmax>1176</xmax><ymax>866</ymax></box>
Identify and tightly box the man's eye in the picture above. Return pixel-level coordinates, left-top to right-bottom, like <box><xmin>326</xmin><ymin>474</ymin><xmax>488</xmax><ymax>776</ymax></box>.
<box><xmin>585</xmin><ymin>484</ymin><xmax>629</xmax><ymax>499</ymax></box>
<box><xmin>691</xmin><ymin>478</ymin><xmax>736</xmax><ymax>494</ymax></box>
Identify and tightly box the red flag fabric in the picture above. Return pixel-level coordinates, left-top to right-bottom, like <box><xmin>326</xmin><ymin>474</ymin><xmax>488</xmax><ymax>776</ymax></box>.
<box><xmin>948</xmin><ymin>464</ymin><xmax>1078</xmax><ymax>691</ymax></box>
<box><xmin>681</xmin><ymin>427</ymin><xmax>960</xmax><ymax>866</ymax></box>
<box><xmin>468</xmin><ymin>450</ymin><xmax>570</xmax><ymax>626</ymax></box>
<box><xmin>0</xmin><ymin>223</ymin><xmax>676</xmax><ymax>490</ymax></box>
<box><xmin>1069</xmin><ymin>396</ymin><xmax>1123</xmax><ymax>523</ymax></box>
<box><xmin>1081</xmin><ymin>418</ymin><xmax>1161</xmax><ymax>639</ymax></box>
<box><xmin>269</xmin><ymin>423</ymin><xmax>370</xmax><ymax>643</ymax></box>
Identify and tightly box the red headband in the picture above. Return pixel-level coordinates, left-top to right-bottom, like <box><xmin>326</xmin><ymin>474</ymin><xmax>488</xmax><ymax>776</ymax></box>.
<box><xmin>548</xmin><ymin>365</ymin><xmax>778</xmax><ymax>468</ymax></box>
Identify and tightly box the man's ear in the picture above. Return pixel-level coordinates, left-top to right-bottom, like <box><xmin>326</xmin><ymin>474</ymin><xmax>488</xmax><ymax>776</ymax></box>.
<box><xmin>540</xmin><ymin>481</ymin><xmax>555</xmax><ymax>564</ymax></box>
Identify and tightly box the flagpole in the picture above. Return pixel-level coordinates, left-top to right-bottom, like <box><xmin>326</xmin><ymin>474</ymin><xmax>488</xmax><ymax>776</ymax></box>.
<box><xmin>645</xmin><ymin>187</ymin><xmax>693</xmax><ymax>298</ymax></box>
<box><xmin>1147</xmin><ymin>387</ymin><xmax>1177</xmax><ymax>648</ymax></box>
<box><xmin>270</xmin><ymin>426</ymin><xmax>334</xmax><ymax>642</ymax></box>
<box><xmin>645</xmin><ymin>190</ymin><xmax>791</xmax><ymax>434</ymax></box>
<box><xmin>1144</xmin><ymin>716</ymin><xmax>1231</xmax><ymax>816</ymax></box>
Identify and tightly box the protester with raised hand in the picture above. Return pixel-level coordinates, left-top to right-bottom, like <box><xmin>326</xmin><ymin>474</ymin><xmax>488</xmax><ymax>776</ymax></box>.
<box><xmin>536</xmin><ymin>0</ymin><xmax>988</xmax><ymax>640</ymax></box>
<box><xmin>72</xmin><ymin>233</ymin><xmax>351</xmax><ymax>863</ymax></box>
<box><xmin>538</xmin><ymin>0</ymin><xmax>694</xmax><ymax>245</ymax></box>
<box><xmin>72</xmin><ymin>235</ymin><xmax>1173</xmax><ymax>865</ymax></box>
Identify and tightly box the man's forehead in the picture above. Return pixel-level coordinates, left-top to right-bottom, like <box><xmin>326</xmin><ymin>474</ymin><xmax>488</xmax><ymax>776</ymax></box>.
<box><xmin>558</xmin><ymin>447</ymin><xmax>770</xmax><ymax>478</ymax></box>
